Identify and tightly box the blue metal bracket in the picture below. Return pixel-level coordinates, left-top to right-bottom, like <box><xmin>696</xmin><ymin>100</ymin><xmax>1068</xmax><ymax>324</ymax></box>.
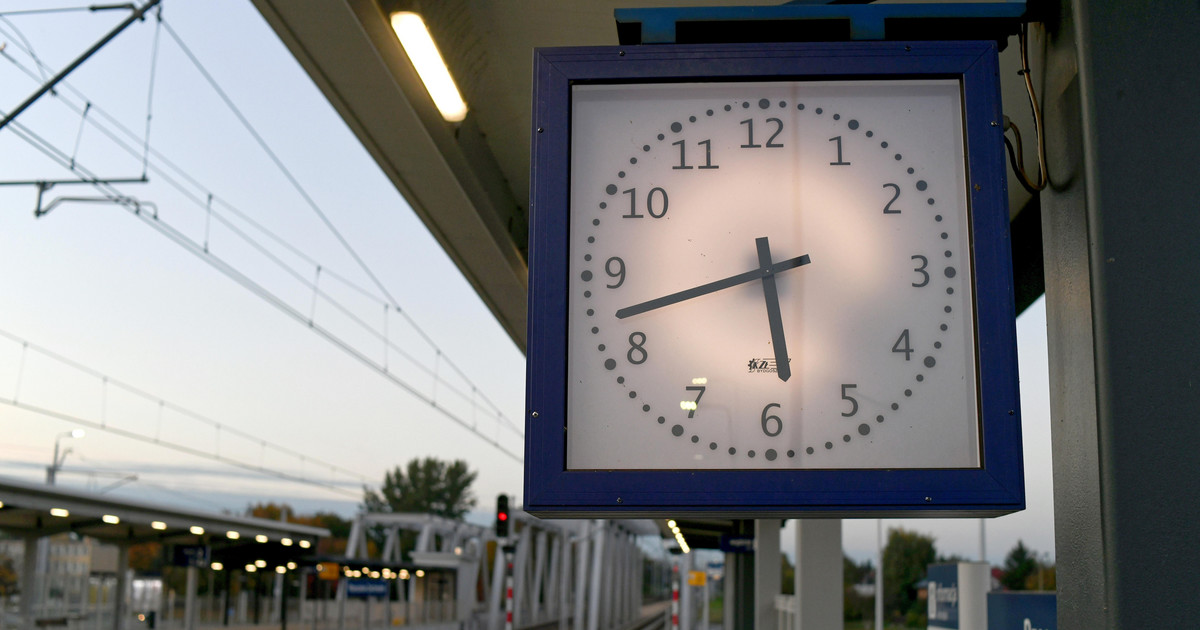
<box><xmin>615</xmin><ymin>2</ymin><xmax>1027</xmax><ymax>44</ymax></box>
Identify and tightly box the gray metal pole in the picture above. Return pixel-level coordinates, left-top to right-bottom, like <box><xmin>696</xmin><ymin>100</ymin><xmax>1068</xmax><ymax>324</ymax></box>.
<box><xmin>1039</xmin><ymin>1</ymin><xmax>1200</xmax><ymax>626</ymax></box>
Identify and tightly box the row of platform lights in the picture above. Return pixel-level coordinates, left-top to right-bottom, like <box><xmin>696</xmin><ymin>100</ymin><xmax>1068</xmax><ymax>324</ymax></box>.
<box><xmin>4</xmin><ymin>500</ymin><xmax>429</xmax><ymax>580</ymax></box>
<box><xmin>13</xmin><ymin>505</ymin><xmax>313</xmax><ymax>550</ymax></box>
<box><xmin>323</xmin><ymin>566</ymin><xmax>425</xmax><ymax>580</ymax></box>
<box><xmin>667</xmin><ymin>520</ymin><xmax>690</xmax><ymax>554</ymax></box>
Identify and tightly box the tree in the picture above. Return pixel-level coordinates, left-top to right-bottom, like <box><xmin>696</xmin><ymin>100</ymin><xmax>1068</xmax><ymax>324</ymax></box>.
<box><xmin>293</xmin><ymin>511</ymin><xmax>354</xmax><ymax>555</ymax></box>
<box><xmin>363</xmin><ymin>457</ymin><xmax>478</xmax><ymax>519</ymax></box>
<box><xmin>1001</xmin><ymin>540</ymin><xmax>1038</xmax><ymax>591</ymax></box>
<box><xmin>882</xmin><ymin>528</ymin><xmax>936</xmax><ymax>621</ymax></box>
<box><xmin>245</xmin><ymin>502</ymin><xmax>295</xmax><ymax>521</ymax></box>
<box><xmin>0</xmin><ymin>554</ymin><xmax>18</xmax><ymax>597</ymax></box>
<box><xmin>843</xmin><ymin>556</ymin><xmax>874</xmax><ymax>622</ymax></box>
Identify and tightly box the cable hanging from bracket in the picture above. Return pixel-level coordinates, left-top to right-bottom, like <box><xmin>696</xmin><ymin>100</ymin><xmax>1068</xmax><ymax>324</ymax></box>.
<box><xmin>1004</xmin><ymin>22</ymin><xmax>1048</xmax><ymax>194</ymax></box>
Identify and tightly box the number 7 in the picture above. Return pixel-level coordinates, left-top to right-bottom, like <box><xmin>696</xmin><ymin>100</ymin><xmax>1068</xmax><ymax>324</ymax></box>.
<box><xmin>684</xmin><ymin>385</ymin><xmax>706</xmax><ymax>418</ymax></box>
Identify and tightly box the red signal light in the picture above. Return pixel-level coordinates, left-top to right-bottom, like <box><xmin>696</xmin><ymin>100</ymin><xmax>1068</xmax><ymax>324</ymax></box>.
<box><xmin>498</xmin><ymin>512</ymin><xmax>508</xmax><ymax>521</ymax></box>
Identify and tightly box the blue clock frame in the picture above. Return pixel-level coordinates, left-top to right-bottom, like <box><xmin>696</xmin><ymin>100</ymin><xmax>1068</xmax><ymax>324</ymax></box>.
<box><xmin>525</xmin><ymin>40</ymin><xmax>1023</xmax><ymax>518</ymax></box>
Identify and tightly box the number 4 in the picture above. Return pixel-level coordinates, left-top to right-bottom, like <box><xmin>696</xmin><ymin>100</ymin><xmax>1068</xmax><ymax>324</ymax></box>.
<box><xmin>893</xmin><ymin>329</ymin><xmax>913</xmax><ymax>361</ymax></box>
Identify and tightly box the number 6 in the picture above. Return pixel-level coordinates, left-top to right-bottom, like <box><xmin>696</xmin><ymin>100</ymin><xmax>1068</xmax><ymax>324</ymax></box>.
<box><xmin>761</xmin><ymin>403</ymin><xmax>782</xmax><ymax>437</ymax></box>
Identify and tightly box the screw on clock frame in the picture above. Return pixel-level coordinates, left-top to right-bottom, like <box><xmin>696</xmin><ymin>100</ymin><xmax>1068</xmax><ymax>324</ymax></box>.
<box><xmin>925</xmin><ymin>496</ymin><xmax>932</xmax><ymax>502</ymax></box>
<box><xmin>531</xmin><ymin>411</ymin><xmax>539</xmax><ymax>418</ymax></box>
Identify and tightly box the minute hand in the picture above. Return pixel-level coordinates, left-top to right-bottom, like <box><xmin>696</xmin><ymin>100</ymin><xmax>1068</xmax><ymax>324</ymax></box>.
<box><xmin>615</xmin><ymin>254</ymin><xmax>811</xmax><ymax>319</ymax></box>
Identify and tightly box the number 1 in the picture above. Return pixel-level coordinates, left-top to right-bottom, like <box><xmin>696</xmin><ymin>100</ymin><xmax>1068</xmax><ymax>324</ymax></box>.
<box><xmin>829</xmin><ymin>136</ymin><xmax>851</xmax><ymax>166</ymax></box>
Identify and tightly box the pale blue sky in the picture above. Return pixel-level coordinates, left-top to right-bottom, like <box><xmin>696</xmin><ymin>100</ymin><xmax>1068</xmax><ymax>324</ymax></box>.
<box><xmin>0</xmin><ymin>0</ymin><xmax>1053</xmax><ymax>566</ymax></box>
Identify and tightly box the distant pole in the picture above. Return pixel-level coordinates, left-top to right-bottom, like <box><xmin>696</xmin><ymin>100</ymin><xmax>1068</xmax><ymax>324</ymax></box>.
<box><xmin>670</xmin><ymin>564</ymin><xmax>679</xmax><ymax>630</ymax></box>
<box><xmin>978</xmin><ymin>520</ymin><xmax>986</xmax><ymax>564</ymax></box>
<box><xmin>875</xmin><ymin>520</ymin><xmax>883</xmax><ymax>630</ymax></box>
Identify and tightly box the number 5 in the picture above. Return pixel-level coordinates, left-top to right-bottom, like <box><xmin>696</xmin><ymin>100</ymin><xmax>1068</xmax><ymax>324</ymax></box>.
<box><xmin>841</xmin><ymin>384</ymin><xmax>859</xmax><ymax>417</ymax></box>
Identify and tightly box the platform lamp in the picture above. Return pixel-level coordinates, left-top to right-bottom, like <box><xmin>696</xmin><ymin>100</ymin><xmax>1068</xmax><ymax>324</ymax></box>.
<box><xmin>388</xmin><ymin>9</ymin><xmax>468</xmax><ymax>122</ymax></box>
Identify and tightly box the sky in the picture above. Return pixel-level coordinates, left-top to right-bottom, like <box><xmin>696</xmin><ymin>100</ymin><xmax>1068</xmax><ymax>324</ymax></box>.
<box><xmin>0</xmin><ymin>0</ymin><xmax>1054</xmax><ymax>567</ymax></box>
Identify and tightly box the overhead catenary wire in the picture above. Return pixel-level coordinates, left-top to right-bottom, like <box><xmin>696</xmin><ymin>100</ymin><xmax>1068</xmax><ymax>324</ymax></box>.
<box><xmin>1</xmin><ymin>24</ymin><xmax>525</xmax><ymax>436</ymax></box>
<box><xmin>3</xmin><ymin>116</ymin><xmax>524</xmax><ymax>463</ymax></box>
<box><xmin>0</xmin><ymin>28</ymin><xmax>524</xmax><ymax>438</ymax></box>
<box><xmin>156</xmin><ymin>18</ymin><xmax>519</xmax><ymax>434</ymax></box>
<box><xmin>0</xmin><ymin>326</ymin><xmax>373</xmax><ymax>497</ymax></box>
<box><xmin>0</xmin><ymin>395</ymin><xmax>361</xmax><ymax>499</ymax></box>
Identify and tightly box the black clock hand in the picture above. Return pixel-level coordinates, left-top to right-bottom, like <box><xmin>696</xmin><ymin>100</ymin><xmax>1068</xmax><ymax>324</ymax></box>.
<box><xmin>615</xmin><ymin>247</ymin><xmax>810</xmax><ymax>319</ymax></box>
<box><xmin>756</xmin><ymin>237</ymin><xmax>791</xmax><ymax>382</ymax></box>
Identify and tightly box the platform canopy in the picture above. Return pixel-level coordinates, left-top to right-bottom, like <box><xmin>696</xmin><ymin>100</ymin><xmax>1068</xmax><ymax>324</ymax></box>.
<box><xmin>248</xmin><ymin>0</ymin><xmax>1042</xmax><ymax>353</ymax></box>
<box><xmin>0</xmin><ymin>474</ymin><xmax>328</xmax><ymax>547</ymax></box>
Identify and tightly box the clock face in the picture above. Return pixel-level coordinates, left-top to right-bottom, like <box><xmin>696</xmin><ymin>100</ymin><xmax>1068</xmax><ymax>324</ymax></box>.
<box><xmin>565</xmin><ymin>79</ymin><xmax>982</xmax><ymax>470</ymax></box>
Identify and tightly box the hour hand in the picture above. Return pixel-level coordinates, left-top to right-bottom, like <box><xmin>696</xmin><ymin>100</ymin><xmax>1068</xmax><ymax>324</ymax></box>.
<box><xmin>756</xmin><ymin>237</ymin><xmax>791</xmax><ymax>382</ymax></box>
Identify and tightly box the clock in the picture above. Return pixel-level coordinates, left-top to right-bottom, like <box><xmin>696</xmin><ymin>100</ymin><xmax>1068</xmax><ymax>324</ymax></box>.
<box><xmin>566</xmin><ymin>78</ymin><xmax>977</xmax><ymax>470</ymax></box>
<box><xmin>526</xmin><ymin>41</ymin><xmax>1023</xmax><ymax>517</ymax></box>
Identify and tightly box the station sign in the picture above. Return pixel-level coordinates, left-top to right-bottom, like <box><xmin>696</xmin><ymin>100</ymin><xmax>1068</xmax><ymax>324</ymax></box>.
<box><xmin>987</xmin><ymin>592</ymin><xmax>1056</xmax><ymax>630</ymax></box>
<box><xmin>172</xmin><ymin>545</ymin><xmax>210</xmax><ymax>568</ymax></box>
<box><xmin>346</xmin><ymin>578</ymin><xmax>389</xmax><ymax>598</ymax></box>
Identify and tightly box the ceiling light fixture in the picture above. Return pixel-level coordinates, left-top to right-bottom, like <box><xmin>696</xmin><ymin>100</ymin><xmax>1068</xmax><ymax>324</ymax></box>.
<box><xmin>390</xmin><ymin>11</ymin><xmax>468</xmax><ymax>122</ymax></box>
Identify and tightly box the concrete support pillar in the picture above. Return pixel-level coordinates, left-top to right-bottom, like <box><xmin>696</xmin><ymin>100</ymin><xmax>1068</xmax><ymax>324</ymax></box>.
<box><xmin>487</xmin><ymin>542</ymin><xmax>505</xmax><ymax>630</ymax></box>
<box><xmin>21</xmin><ymin>535</ymin><xmax>38</xmax><ymax>630</ymax></box>
<box><xmin>184</xmin><ymin>566</ymin><xmax>198</xmax><ymax>630</ymax></box>
<box><xmin>335</xmin><ymin>577</ymin><xmax>346</xmax><ymax>630</ymax></box>
<box><xmin>557</xmin><ymin>533</ymin><xmax>570</xmax><ymax>630</ymax></box>
<box><xmin>753</xmin><ymin>520</ymin><xmax>780</xmax><ymax>630</ymax></box>
<box><xmin>573</xmin><ymin>522</ymin><xmax>589</xmax><ymax>630</ymax></box>
<box><xmin>112</xmin><ymin>546</ymin><xmax>129</xmax><ymax>630</ymax></box>
<box><xmin>793</xmin><ymin>520</ymin><xmax>842</xmax><ymax>630</ymax></box>
<box><xmin>679</xmin><ymin>551</ymin><xmax>693</xmax><ymax>630</ymax></box>
<box><xmin>585</xmin><ymin>521</ymin><xmax>604</xmax><ymax>630</ymax></box>
<box><xmin>722</xmin><ymin>553</ymin><xmax>734</xmax><ymax>630</ymax></box>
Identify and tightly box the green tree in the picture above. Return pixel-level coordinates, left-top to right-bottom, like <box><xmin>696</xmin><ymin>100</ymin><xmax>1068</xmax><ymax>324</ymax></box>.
<box><xmin>883</xmin><ymin>528</ymin><xmax>936</xmax><ymax>621</ymax></box>
<box><xmin>363</xmin><ymin>457</ymin><xmax>478</xmax><ymax>519</ymax></box>
<box><xmin>843</xmin><ymin>556</ymin><xmax>874</xmax><ymax>622</ymax></box>
<box><xmin>1001</xmin><ymin>540</ymin><xmax>1038</xmax><ymax>591</ymax></box>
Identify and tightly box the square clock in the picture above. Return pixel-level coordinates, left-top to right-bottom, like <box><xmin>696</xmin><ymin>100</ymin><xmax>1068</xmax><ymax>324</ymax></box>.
<box><xmin>525</xmin><ymin>41</ymin><xmax>1023</xmax><ymax>518</ymax></box>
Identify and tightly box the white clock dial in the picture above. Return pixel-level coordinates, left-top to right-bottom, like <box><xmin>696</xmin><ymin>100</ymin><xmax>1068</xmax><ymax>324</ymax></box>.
<box><xmin>565</xmin><ymin>79</ymin><xmax>980</xmax><ymax>470</ymax></box>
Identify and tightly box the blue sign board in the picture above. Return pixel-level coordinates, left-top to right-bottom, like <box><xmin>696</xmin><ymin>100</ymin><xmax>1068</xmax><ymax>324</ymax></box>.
<box><xmin>345</xmin><ymin>579</ymin><xmax>389</xmax><ymax>599</ymax></box>
<box><xmin>987</xmin><ymin>592</ymin><xmax>1056</xmax><ymax>630</ymax></box>
<box><xmin>718</xmin><ymin>534</ymin><xmax>754</xmax><ymax>554</ymax></box>
<box><xmin>927</xmin><ymin>564</ymin><xmax>960</xmax><ymax>629</ymax></box>
<box><xmin>172</xmin><ymin>545</ymin><xmax>209</xmax><ymax>568</ymax></box>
